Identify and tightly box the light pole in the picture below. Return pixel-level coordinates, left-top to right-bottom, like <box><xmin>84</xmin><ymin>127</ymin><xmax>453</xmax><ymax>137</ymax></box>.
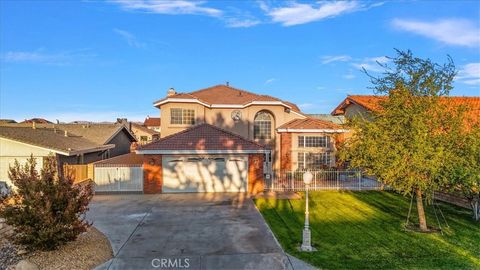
<box><xmin>301</xmin><ymin>171</ymin><xmax>313</xmax><ymax>252</ymax></box>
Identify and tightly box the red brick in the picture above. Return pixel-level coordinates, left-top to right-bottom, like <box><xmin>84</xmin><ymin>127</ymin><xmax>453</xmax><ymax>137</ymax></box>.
<box><xmin>280</xmin><ymin>133</ymin><xmax>292</xmax><ymax>170</ymax></box>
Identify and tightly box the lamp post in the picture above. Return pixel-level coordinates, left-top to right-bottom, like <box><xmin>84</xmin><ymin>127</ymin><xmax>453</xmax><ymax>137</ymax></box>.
<box><xmin>301</xmin><ymin>171</ymin><xmax>313</xmax><ymax>252</ymax></box>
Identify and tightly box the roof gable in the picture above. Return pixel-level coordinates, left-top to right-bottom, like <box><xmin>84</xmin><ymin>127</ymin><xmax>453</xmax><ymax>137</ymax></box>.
<box><xmin>332</xmin><ymin>95</ymin><xmax>480</xmax><ymax>124</ymax></box>
<box><xmin>153</xmin><ymin>84</ymin><xmax>302</xmax><ymax>113</ymax></box>
<box><xmin>137</xmin><ymin>123</ymin><xmax>264</xmax><ymax>152</ymax></box>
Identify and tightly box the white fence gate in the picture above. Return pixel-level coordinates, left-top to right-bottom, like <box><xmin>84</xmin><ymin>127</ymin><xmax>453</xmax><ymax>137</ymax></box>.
<box><xmin>265</xmin><ymin>170</ymin><xmax>387</xmax><ymax>191</ymax></box>
<box><xmin>94</xmin><ymin>164</ymin><xmax>143</xmax><ymax>192</ymax></box>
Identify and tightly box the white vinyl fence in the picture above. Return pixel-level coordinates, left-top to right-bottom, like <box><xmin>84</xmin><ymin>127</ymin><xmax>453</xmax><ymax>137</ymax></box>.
<box><xmin>94</xmin><ymin>164</ymin><xmax>143</xmax><ymax>192</ymax></box>
<box><xmin>265</xmin><ymin>170</ymin><xmax>387</xmax><ymax>191</ymax></box>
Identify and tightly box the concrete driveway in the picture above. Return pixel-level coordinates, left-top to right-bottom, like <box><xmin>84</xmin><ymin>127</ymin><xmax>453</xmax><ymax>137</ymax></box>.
<box><xmin>87</xmin><ymin>193</ymin><xmax>296</xmax><ymax>270</ymax></box>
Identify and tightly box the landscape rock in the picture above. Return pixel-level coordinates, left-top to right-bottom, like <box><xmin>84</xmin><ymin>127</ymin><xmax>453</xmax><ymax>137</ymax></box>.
<box><xmin>14</xmin><ymin>260</ymin><xmax>38</xmax><ymax>270</ymax></box>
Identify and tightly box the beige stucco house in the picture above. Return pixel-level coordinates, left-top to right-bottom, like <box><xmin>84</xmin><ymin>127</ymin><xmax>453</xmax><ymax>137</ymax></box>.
<box><xmin>134</xmin><ymin>84</ymin><xmax>347</xmax><ymax>194</ymax></box>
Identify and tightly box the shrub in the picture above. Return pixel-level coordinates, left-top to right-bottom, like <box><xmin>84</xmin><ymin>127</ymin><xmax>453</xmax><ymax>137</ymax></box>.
<box><xmin>0</xmin><ymin>155</ymin><xmax>94</xmax><ymax>250</ymax></box>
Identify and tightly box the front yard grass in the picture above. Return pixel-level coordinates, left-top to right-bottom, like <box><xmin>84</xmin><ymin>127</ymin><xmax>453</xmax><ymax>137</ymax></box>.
<box><xmin>255</xmin><ymin>191</ymin><xmax>480</xmax><ymax>269</ymax></box>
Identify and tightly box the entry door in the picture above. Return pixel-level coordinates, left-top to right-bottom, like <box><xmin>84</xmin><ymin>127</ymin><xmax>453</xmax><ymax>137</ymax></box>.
<box><xmin>263</xmin><ymin>150</ymin><xmax>273</xmax><ymax>176</ymax></box>
<box><xmin>162</xmin><ymin>155</ymin><xmax>248</xmax><ymax>193</ymax></box>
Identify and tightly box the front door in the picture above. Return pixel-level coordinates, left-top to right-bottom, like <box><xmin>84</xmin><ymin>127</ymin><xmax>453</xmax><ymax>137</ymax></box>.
<box><xmin>263</xmin><ymin>150</ymin><xmax>273</xmax><ymax>176</ymax></box>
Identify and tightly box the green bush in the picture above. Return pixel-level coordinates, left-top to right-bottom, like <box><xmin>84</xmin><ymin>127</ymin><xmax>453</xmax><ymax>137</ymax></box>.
<box><xmin>0</xmin><ymin>156</ymin><xmax>93</xmax><ymax>251</ymax></box>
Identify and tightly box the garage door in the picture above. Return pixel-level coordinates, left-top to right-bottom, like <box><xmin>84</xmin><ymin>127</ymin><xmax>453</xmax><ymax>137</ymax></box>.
<box><xmin>162</xmin><ymin>155</ymin><xmax>248</xmax><ymax>193</ymax></box>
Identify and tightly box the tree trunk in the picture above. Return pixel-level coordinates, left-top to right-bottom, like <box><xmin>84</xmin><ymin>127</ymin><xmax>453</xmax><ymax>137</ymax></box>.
<box><xmin>415</xmin><ymin>188</ymin><xmax>428</xmax><ymax>231</ymax></box>
<box><xmin>471</xmin><ymin>198</ymin><xmax>479</xmax><ymax>222</ymax></box>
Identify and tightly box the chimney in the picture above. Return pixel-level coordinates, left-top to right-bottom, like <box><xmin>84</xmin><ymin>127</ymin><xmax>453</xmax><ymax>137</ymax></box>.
<box><xmin>64</xmin><ymin>130</ymin><xmax>68</xmax><ymax>137</ymax></box>
<box><xmin>167</xmin><ymin>87</ymin><xmax>176</xmax><ymax>97</ymax></box>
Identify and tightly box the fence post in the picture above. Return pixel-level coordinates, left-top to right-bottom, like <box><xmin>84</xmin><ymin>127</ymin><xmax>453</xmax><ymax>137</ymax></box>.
<box><xmin>358</xmin><ymin>170</ymin><xmax>361</xmax><ymax>191</ymax></box>
<box><xmin>290</xmin><ymin>172</ymin><xmax>293</xmax><ymax>191</ymax></box>
<box><xmin>336</xmin><ymin>170</ymin><xmax>339</xmax><ymax>190</ymax></box>
<box><xmin>270</xmin><ymin>172</ymin><xmax>274</xmax><ymax>191</ymax></box>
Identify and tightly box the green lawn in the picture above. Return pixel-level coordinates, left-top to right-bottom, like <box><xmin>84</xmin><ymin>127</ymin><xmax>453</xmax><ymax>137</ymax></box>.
<box><xmin>254</xmin><ymin>191</ymin><xmax>480</xmax><ymax>269</ymax></box>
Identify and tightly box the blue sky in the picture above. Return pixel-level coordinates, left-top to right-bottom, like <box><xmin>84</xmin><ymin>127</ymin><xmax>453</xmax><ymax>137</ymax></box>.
<box><xmin>1</xmin><ymin>0</ymin><xmax>479</xmax><ymax>122</ymax></box>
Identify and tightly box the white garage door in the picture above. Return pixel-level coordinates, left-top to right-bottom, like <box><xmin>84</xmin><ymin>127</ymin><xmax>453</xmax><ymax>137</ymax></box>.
<box><xmin>162</xmin><ymin>155</ymin><xmax>248</xmax><ymax>193</ymax></box>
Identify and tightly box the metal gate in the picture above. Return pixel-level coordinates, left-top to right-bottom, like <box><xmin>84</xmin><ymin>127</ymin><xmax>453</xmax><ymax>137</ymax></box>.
<box><xmin>94</xmin><ymin>164</ymin><xmax>143</xmax><ymax>192</ymax></box>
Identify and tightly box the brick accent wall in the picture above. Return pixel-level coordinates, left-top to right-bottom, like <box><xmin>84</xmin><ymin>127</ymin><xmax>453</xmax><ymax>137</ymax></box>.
<box><xmin>143</xmin><ymin>154</ymin><xmax>163</xmax><ymax>194</ymax></box>
<box><xmin>248</xmin><ymin>154</ymin><xmax>264</xmax><ymax>195</ymax></box>
<box><xmin>280</xmin><ymin>133</ymin><xmax>292</xmax><ymax>170</ymax></box>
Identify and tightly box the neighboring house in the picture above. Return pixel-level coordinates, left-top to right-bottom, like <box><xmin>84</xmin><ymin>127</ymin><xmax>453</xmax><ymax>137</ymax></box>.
<box><xmin>130</xmin><ymin>122</ymin><xmax>159</xmax><ymax>144</ymax></box>
<box><xmin>143</xmin><ymin>116</ymin><xmax>161</xmax><ymax>132</ymax></box>
<box><xmin>0</xmin><ymin>124</ymin><xmax>137</xmax><ymax>187</ymax></box>
<box><xmin>332</xmin><ymin>95</ymin><xmax>480</xmax><ymax>124</ymax></box>
<box><xmin>132</xmin><ymin>84</ymin><xmax>347</xmax><ymax>194</ymax></box>
<box><xmin>20</xmin><ymin>118</ymin><xmax>53</xmax><ymax>124</ymax></box>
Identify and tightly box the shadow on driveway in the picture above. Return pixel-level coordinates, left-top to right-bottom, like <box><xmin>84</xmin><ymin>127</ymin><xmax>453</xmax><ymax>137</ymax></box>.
<box><xmin>88</xmin><ymin>193</ymin><xmax>295</xmax><ymax>270</ymax></box>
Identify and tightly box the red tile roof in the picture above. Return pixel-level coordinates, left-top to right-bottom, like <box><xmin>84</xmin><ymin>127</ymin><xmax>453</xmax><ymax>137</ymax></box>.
<box><xmin>332</xmin><ymin>95</ymin><xmax>480</xmax><ymax>123</ymax></box>
<box><xmin>143</xmin><ymin>117</ymin><xmax>161</xmax><ymax>127</ymax></box>
<box><xmin>278</xmin><ymin>118</ymin><xmax>344</xmax><ymax>131</ymax></box>
<box><xmin>154</xmin><ymin>84</ymin><xmax>301</xmax><ymax>112</ymax></box>
<box><xmin>137</xmin><ymin>123</ymin><xmax>264</xmax><ymax>151</ymax></box>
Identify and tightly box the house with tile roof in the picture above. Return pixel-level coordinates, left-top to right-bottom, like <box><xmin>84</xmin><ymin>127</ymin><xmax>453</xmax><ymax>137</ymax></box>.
<box><xmin>332</xmin><ymin>95</ymin><xmax>480</xmax><ymax>125</ymax></box>
<box><xmin>129</xmin><ymin>122</ymin><xmax>159</xmax><ymax>145</ymax></box>
<box><xmin>131</xmin><ymin>84</ymin><xmax>347</xmax><ymax>194</ymax></box>
<box><xmin>143</xmin><ymin>116</ymin><xmax>161</xmax><ymax>132</ymax></box>
<box><xmin>0</xmin><ymin>123</ymin><xmax>137</xmax><ymax>187</ymax></box>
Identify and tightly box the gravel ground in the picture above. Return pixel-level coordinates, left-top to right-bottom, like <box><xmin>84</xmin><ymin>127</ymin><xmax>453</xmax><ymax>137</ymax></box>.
<box><xmin>0</xmin><ymin>242</ymin><xmax>21</xmax><ymax>270</ymax></box>
<box><xmin>26</xmin><ymin>227</ymin><xmax>113</xmax><ymax>270</ymax></box>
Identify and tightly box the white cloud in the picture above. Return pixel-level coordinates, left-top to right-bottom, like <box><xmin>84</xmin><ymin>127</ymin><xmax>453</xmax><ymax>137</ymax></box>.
<box><xmin>299</xmin><ymin>103</ymin><xmax>314</xmax><ymax>110</ymax></box>
<box><xmin>225</xmin><ymin>18</ymin><xmax>261</xmax><ymax>28</ymax></box>
<box><xmin>321</xmin><ymin>55</ymin><xmax>352</xmax><ymax>64</ymax></box>
<box><xmin>392</xmin><ymin>18</ymin><xmax>480</xmax><ymax>47</ymax></box>
<box><xmin>342</xmin><ymin>74</ymin><xmax>356</xmax><ymax>80</ymax></box>
<box><xmin>351</xmin><ymin>56</ymin><xmax>390</xmax><ymax>72</ymax></box>
<box><xmin>264</xmin><ymin>78</ymin><xmax>276</xmax><ymax>84</ymax></box>
<box><xmin>111</xmin><ymin>0</ymin><xmax>222</xmax><ymax>17</ymax></box>
<box><xmin>456</xmin><ymin>63</ymin><xmax>480</xmax><ymax>86</ymax></box>
<box><xmin>367</xmin><ymin>56</ymin><xmax>389</xmax><ymax>64</ymax></box>
<box><xmin>2</xmin><ymin>49</ymin><xmax>94</xmax><ymax>65</ymax></box>
<box><xmin>113</xmin><ymin>28</ymin><xmax>145</xmax><ymax>48</ymax></box>
<box><xmin>263</xmin><ymin>1</ymin><xmax>379</xmax><ymax>26</ymax></box>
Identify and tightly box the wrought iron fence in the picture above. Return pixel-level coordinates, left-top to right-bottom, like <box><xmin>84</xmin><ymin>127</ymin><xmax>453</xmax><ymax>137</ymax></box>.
<box><xmin>264</xmin><ymin>170</ymin><xmax>387</xmax><ymax>191</ymax></box>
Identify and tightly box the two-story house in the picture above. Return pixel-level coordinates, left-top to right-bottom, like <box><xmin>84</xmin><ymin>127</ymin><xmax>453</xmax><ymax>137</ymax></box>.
<box><xmin>136</xmin><ymin>84</ymin><xmax>347</xmax><ymax>194</ymax></box>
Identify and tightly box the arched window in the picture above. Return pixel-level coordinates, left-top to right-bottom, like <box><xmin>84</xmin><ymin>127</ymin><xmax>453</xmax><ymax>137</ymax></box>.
<box><xmin>254</xmin><ymin>111</ymin><xmax>273</xmax><ymax>139</ymax></box>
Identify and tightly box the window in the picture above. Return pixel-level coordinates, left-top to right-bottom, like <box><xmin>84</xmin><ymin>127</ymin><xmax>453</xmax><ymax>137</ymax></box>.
<box><xmin>254</xmin><ymin>111</ymin><xmax>273</xmax><ymax>139</ymax></box>
<box><xmin>297</xmin><ymin>152</ymin><xmax>331</xmax><ymax>170</ymax></box>
<box><xmin>170</xmin><ymin>108</ymin><xmax>195</xmax><ymax>125</ymax></box>
<box><xmin>298</xmin><ymin>136</ymin><xmax>330</xmax><ymax>148</ymax></box>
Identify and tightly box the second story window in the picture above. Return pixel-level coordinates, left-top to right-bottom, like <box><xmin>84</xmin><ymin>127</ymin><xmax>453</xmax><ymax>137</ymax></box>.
<box><xmin>170</xmin><ymin>108</ymin><xmax>195</xmax><ymax>125</ymax></box>
<box><xmin>254</xmin><ymin>111</ymin><xmax>273</xmax><ymax>139</ymax></box>
<box><xmin>298</xmin><ymin>136</ymin><xmax>331</xmax><ymax>148</ymax></box>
